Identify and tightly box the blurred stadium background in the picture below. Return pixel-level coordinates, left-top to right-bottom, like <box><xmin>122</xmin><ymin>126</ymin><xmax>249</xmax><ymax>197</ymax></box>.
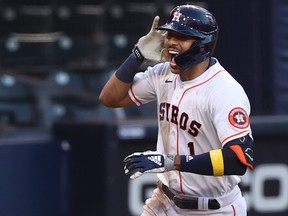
<box><xmin>0</xmin><ymin>0</ymin><xmax>288</xmax><ymax>216</ymax></box>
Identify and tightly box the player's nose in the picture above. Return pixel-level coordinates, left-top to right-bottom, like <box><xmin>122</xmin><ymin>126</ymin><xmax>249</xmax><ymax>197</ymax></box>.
<box><xmin>165</xmin><ymin>35</ymin><xmax>179</xmax><ymax>48</ymax></box>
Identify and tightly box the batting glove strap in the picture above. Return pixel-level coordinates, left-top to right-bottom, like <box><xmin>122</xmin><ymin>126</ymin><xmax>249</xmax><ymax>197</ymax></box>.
<box><xmin>132</xmin><ymin>46</ymin><xmax>144</xmax><ymax>62</ymax></box>
<box><xmin>165</xmin><ymin>154</ymin><xmax>175</xmax><ymax>171</ymax></box>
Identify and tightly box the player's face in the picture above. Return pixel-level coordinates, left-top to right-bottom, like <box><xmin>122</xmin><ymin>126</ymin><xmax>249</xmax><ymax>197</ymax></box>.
<box><xmin>164</xmin><ymin>31</ymin><xmax>196</xmax><ymax>74</ymax></box>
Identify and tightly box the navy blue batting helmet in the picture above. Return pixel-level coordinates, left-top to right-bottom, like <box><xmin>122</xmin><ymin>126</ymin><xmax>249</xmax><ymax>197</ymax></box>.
<box><xmin>157</xmin><ymin>5</ymin><xmax>219</xmax><ymax>68</ymax></box>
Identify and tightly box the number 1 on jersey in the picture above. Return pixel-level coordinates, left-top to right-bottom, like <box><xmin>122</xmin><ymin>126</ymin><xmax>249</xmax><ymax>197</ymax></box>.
<box><xmin>188</xmin><ymin>142</ymin><xmax>195</xmax><ymax>155</ymax></box>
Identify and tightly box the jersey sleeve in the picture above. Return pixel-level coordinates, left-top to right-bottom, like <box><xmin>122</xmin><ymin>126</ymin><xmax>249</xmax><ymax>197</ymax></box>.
<box><xmin>210</xmin><ymin>83</ymin><xmax>252</xmax><ymax>145</ymax></box>
<box><xmin>128</xmin><ymin>63</ymin><xmax>166</xmax><ymax>106</ymax></box>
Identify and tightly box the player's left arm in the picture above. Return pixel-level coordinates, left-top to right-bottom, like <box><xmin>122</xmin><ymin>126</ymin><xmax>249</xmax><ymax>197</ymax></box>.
<box><xmin>124</xmin><ymin>135</ymin><xmax>254</xmax><ymax>179</ymax></box>
<box><xmin>177</xmin><ymin>134</ymin><xmax>254</xmax><ymax>176</ymax></box>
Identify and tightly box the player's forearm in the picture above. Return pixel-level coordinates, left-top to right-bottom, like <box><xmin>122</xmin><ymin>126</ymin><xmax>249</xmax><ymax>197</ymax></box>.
<box><xmin>99</xmin><ymin>74</ymin><xmax>133</xmax><ymax>108</ymax></box>
<box><xmin>173</xmin><ymin>135</ymin><xmax>254</xmax><ymax>176</ymax></box>
<box><xmin>99</xmin><ymin>52</ymin><xmax>144</xmax><ymax>107</ymax></box>
<box><xmin>99</xmin><ymin>52</ymin><xmax>143</xmax><ymax>107</ymax></box>
<box><xmin>174</xmin><ymin>148</ymin><xmax>248</xmax><ymax>176</ymax></box>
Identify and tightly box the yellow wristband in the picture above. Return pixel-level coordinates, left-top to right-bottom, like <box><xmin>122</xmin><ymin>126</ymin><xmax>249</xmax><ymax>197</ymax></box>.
<box><xmin>209</xmin><ymin>149</ymin><xmax>224</xmax><ymax>176</ymax></box>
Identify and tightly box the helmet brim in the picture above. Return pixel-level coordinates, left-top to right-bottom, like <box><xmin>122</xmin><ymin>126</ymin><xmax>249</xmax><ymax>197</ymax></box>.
<box><xmin>156</xmin><ymin>22</ymin><xmax>204</xmax><ymax>39</ymax></box>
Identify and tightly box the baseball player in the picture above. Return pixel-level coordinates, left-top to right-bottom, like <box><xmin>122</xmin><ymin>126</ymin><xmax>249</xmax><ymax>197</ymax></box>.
<box><xmin>100</xmin><ymin>4</ymin><xmax>254</xmax><ymax>216</ymax></box>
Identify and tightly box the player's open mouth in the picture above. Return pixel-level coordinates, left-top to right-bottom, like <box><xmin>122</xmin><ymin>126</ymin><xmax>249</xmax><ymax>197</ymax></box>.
<box><xmin>169</xmin><ymin>50</ymin><xmax>179</xmax><ymax>66</ymax></box>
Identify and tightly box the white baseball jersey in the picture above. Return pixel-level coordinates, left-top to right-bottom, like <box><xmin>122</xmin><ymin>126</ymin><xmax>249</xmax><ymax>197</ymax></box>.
<box><xmin>128</xmin><ymin>57</ymin><xmax>252</xmax><ymax>198</ymax></box>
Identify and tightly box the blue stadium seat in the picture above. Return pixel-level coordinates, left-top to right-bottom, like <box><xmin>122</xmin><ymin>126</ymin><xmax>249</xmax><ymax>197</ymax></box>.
<box><xmin>0</xmin><ymin>73</ymin><xmax>36</xmax><ymax>126</ymax></box>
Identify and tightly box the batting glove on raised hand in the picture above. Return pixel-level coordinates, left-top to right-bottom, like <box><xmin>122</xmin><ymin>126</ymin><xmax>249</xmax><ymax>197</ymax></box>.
<box><xmin>133</xmin><ymin>16</ymin><xmax>168</xmax><ymax>62</ymax></box>
<box><xmin>123</xmin><ymin>151</ymin><xmax>175</xmax><ymax>180</ymax></box>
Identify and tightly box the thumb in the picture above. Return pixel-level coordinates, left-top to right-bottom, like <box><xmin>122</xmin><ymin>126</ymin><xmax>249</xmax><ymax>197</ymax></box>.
<box><xmin>150</xmin><ymin>16</ymin><xmax>160</xmax><ymax>32</ymax></box>
<box><xmin>130</xmin><ymin>171</ymin><xmax>143</xmax><ymax>180</ymax></box>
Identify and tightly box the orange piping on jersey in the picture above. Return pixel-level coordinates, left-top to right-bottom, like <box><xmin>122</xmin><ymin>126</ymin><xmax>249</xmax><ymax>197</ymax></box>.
<box><xmin>175</xmin><ymin>70</ymin><xmax>226</xmax><ymax>194</ymax></box>
<box><xmin>177</xmin><ymin>70</ymin><xmax>226</xmax><ymax>106</ymax></box>
<box><xmin>176</xmin><ymin>124</ymin><xmax>180</xmax><ymax>155</ymax></box>
<box><xmin>229</xmin><ymin>145</ymin><xmax>254</xmax><ymax>169</ymax></box>
<box><xmin>221</xmin><ymin>130</ymin><xmax>249</xmax><ymax>145</ymax></box>
<box><xmin>129</xmin><ymin>86</ymin><xmax>142</xmax><ymax>105</ymax></box>
<box><xmin>231</xmin><ymin>204</ymin><xmax>236</xmax><ymax>216</ymax></box>
<box><xmin>176</xmin><ymin>123</ymin><xmax>185</xmax><ymax>193</ymax></box>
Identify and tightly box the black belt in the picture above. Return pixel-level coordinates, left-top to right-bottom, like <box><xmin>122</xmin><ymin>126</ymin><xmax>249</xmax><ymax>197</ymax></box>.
<box><xmin>161</xmin><ymin>183</ymin><xmax>220</xmax><ymax>210</ymax></box>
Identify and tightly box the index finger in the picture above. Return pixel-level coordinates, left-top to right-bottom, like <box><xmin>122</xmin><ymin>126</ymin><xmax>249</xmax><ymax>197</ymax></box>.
<box><xmin>150</xmin><ymin>16</ymin><xmax>160</xmax><ymax>32</ymax></box>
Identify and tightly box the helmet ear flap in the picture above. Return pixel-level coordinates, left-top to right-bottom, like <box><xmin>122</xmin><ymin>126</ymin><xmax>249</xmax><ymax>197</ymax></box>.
<box><xmin>175</xmin><ymin>41</ymin><xmax>210</xmax><ymax>69</ymax></box>
<box><xmin>207</xmin><ymin>36</ymin><xmax>218</xmax><ymax>55</ymax></box>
